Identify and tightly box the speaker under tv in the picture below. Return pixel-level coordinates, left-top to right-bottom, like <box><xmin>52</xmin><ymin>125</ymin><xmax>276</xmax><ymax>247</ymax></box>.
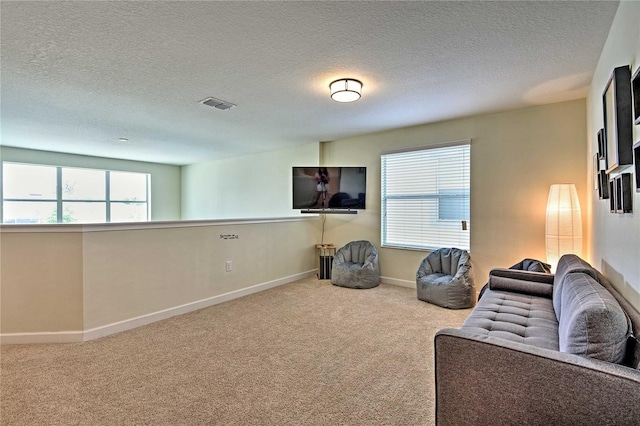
<box><xmin>293</xmin><ymin>167</ymin><xmax>366</xmax><ymax>213</ymax></box>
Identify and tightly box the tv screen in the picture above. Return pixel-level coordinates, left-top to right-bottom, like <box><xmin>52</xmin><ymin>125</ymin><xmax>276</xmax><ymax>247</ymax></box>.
<box><xmin>293</xmin><ymin>167</ymin><xmax>366</xmax><ymax>210</ymax></box>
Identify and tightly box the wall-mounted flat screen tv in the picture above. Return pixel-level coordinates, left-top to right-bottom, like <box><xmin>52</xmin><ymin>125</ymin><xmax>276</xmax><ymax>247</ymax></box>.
<box><xmin>293</xmin><ymin>167</ymin><xmax>366</xmax><ymax>210</ymax></box>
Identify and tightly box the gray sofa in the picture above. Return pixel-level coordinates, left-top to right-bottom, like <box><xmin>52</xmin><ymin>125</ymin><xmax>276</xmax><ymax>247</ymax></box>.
<box><xmin>435</xmin><ymin>254</ymin><xmax>640</xmax><ymax>425</ymax></box>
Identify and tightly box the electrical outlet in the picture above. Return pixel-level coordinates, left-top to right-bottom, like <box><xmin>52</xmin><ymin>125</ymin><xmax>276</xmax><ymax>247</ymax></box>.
<box><xmin>226</xmin><ymin>261</ymin><xmax>232</xmax><ymax>272</ymax></box>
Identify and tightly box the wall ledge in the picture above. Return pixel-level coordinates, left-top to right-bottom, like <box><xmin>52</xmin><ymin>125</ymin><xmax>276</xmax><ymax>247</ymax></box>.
<box><xmin>0</xmin><ymin>215</ymin><xmax>317</xmax><ymax>233</ymax></box>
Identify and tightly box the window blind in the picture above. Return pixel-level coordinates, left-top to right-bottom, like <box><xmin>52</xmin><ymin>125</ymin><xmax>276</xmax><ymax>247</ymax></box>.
<box><xmin>381</xmin><ymin>143</ymin><xmax>470</xmax><ymax>250</ymax></box>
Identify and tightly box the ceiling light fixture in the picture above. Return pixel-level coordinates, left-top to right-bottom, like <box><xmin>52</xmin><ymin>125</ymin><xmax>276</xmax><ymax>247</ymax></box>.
<box><xmin>118</xmin><ymin>138</ymin><xmax>129</xmax><ymax>143</ymax></box>
<box><xmin>330</xmin><ymin>78</ymin><xmax>362</xmax><ymax>103</ymax></box>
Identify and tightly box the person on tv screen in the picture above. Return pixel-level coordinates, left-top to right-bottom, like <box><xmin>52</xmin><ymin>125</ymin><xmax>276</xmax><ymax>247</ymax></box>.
<box><xmin>312</xmin><ymin>167</ymin><xmax>330</xmax><ymax>208</ymax></box>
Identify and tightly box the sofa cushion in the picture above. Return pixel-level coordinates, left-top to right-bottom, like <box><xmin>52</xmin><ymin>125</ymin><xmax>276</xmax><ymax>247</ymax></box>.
<box><xmin>461</xmin><ymin>289</ymin><xmax>559</xmax><ymax>350</ymax></box>
<box><xmin>558</xmin><ymin>272</ymin><xmax>630</xmax><ymax>363</ymax></box>
<box><xmin>594</xmin><ymin>270</ymin><xmax>640</xmax><ymax>369</ymax></box>
<box><xmin>553</xmin><ymin>255</ymin><xmax>597</xmax><ymax>321</ymax></box>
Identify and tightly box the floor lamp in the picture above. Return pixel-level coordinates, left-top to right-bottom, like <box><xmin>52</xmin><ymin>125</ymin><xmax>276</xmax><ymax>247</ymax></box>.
<box><xmin>545</xmin><ymin>184</ymin><xmax>582</xmax><ymax>271</ymax></box>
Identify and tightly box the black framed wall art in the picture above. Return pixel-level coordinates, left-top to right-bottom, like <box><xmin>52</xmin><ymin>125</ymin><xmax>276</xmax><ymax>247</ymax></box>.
<box><xmin>602</xmin><ymin>65</ymin><xmax>633</xmax><ymax>174</ymax></box>
<box><xmin>597</xmin><ymin>128</ymin><xmax>606</xmax><ymax>163</ymax></box>
<box><xmin>632</xmin><ymin>66</ymin><xmax>640</xmax><ymax>125</ymax></box>
<box><xmin>609</xmin><ymin>173</ymin><xmax>633</xmax><ymax>214</ymax></box>
<box><xmin>599</xmin><ymin>170</ymin><xmax>609</xmax><ymax>200</ymax></box>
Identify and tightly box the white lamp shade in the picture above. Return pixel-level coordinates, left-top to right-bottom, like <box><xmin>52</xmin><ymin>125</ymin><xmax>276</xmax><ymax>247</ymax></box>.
<box><xmin>545</xmin><ymin>184</ymin><xmax>582</xmax><ymax>269</ymax></box>
<box><xmin>330</xmin><ymin>79</ymin><xmax>362</xmax><ymax>102</ymax></box>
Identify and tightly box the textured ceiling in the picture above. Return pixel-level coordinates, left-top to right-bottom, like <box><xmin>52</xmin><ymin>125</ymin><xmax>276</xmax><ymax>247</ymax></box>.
<box><xmin>0</xmin><ymin>1</ymin><xmax>619</xmax><ymax>165</ymax></box>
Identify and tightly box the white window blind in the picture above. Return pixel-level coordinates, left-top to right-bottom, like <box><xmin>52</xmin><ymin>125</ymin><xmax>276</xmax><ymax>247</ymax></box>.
<box><xmin>381</xmin><ymin>142</ymin><xmax>470</xmax><ymax>250</ymax></box>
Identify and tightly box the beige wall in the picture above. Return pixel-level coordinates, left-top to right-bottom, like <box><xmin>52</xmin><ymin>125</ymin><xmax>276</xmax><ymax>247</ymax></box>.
<box><xmin>0</xmin><ymin>146</ymin><xmax>182</xmax><ymax>221</ymax></box>
<box><xmin>181</xmin><ymin>142</ymin><xmax>320</xmax><ymax>219</ymax></box>
<box><xmin>322</xmin><ymin>99</ymin><xmax>587</xmax><ymax>287</ymax></box>
<box><xmin>1</xmin><ymin>231</ymin><xmax>84</xmax><ymax>333</ymax></box>
<box><xmin>0</xmin><ymin>218</ymin><xmax>319</xmax><ymax>338</ymax></box>
<box><xmin>587</xmin><ymin>0</ymin><xmax>640</xmax><ymax>310</ymax></box>
<box><xmin>82</xmin><ymin>219</ymin><xmax>318</xmax><ymax>329</ymax></box>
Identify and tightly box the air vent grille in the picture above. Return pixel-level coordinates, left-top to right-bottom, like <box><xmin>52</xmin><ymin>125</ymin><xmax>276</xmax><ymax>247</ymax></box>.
<box><xmin>200</xmin><ymin>97</ymin><xmax>236</xmax><ymax>111</ymax></box>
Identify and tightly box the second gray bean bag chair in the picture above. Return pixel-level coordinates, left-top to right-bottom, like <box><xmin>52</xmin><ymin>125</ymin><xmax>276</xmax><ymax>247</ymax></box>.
<box><xmin>331</xmin><ymin>240</ymin><xmax>380</xmax><ymax>289</ymax></box>
<box><xmin>416</xmin><ymin>247</ymin><xmax>475</xmax><ymax>309</ymax></box>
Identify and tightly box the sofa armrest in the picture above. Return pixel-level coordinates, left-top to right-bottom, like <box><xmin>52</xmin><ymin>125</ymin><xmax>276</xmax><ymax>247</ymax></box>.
<box><xmin>488</xmin><ymin>268</ymin><xmax>554</xmax><ymax>297</ymax></box>
<box><xmin>434</xmin><ymin>328</ymin><xmax>640</xmax><ymax>425</ymax></box>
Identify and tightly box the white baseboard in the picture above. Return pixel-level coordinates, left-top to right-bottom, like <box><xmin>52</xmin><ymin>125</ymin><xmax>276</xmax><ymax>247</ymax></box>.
<box><xmin>1</xmin><ymin>270</ymin><xmax>316</xmax><ymax>345</ymax></box>
<box><xmin>381</xmin><ymin>276</ymin><xmax>416</xmax><ymax>289</ymax></box>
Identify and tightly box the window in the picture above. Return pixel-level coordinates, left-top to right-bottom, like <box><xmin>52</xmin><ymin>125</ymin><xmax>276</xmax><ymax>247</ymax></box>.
<box><xmin>381</xmin><ymin>142</ymin><xmax>470</xmax><ymax>250</ymax></box>
<box><xmin>2</xmin><ymin>162</ymin><xmax>150</xmax><ymax>224</ymax></box>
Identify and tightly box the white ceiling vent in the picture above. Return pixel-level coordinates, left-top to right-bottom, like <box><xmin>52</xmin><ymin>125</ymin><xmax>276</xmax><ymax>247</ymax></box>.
<box><xmin>200</xmin><ymin>97</ymin><xmax>236</xmax><ymax>111</ymax></box>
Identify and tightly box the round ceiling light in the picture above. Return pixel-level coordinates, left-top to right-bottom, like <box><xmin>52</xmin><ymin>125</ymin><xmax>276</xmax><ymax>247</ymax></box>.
<box><xmin>330</xmin><ymin>78</ymin><xmax>362</xmax><ymax>103</ymax></box>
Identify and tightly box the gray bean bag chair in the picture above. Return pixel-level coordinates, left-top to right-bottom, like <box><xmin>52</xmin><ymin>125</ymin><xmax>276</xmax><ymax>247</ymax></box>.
<box><xmin>331</xmin><ymin>240</ymin><xmax>380</xmax><ymax>289</ymax></box>
<box><xmin>416</xmin><ymin>247</ymin><xmax>475</xmax><ymax>309</ymax></box>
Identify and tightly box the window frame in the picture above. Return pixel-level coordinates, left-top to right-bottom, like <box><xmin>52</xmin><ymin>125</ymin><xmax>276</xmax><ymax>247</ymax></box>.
<box><xmin>1</xmin><ymin>162</ymin><xmax>151</xmax><ymax>224</ymax></box>
<box><xmin>380</xmin><ymin>140</ymin><xmax>471</xmax><ymax>251</ymax></box>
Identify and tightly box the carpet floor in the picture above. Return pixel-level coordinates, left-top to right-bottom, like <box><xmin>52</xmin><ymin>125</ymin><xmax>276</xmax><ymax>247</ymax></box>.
<box><xmin>1</xmin><ymin>278</ymin><xmax>470</xmax><ymax>425</ymax></box>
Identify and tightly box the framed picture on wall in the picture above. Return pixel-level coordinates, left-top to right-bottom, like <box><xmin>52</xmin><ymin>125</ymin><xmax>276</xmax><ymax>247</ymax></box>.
<box><xmin>602</xmin><ymin>65</ymin><xmax>633</xmax><ymax>174</ymax></box>
<box><xmin>609</xmin><ymin>174</ymin><xmax>633</xmax><ymax>213</ymax></box>
<box><xmin>632</xmin><ymin>66</ymin><xmax>640</xmax><ymax>125</ymax></box>
<box><xmin>597</xmin><ymin>128</ymin><xmax>606</xmax><ymax>162</ymax></box>
<box><xmin>598</xmin><ymin>170</ymin><xmax>609</xmax><ymax>200</ymax></box>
